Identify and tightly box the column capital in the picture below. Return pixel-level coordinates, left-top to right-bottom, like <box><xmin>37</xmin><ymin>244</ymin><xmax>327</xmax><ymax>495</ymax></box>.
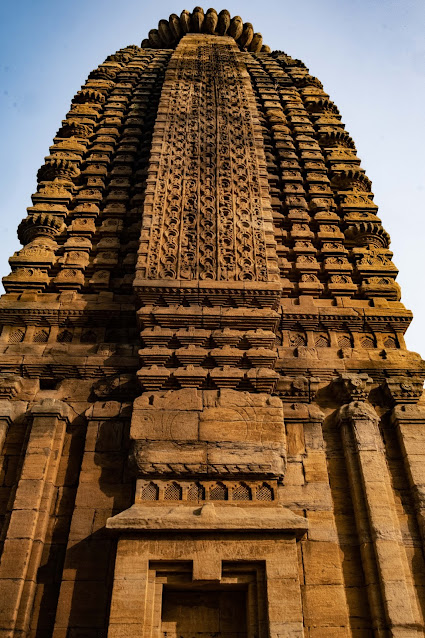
<box><xmin>336</xmin><ymin>400</ymin><xmax>380</xmax><ymax>427</ymax></box>
<box><xmin>0</xmin><ymin>399</ymin><xmax>27</xmax><ymax>422</ymax></box>
<box><xmin>330</xmin><ymin>373</ymin><xmax>373</xmax><ymax>404</ymax></box>
<box><xmin>0</xmin><ymin>374</ymin><xmax>23</xmax><ymax>399</ymax></box>
<box><xmin>390</xmin><ymin>402</ymin><xmax>425</xmax><ymax>426</ymax></box>
<box><xmin>30</xmin><ymin>398</ymin><xmax>72</xmax><ymax>421</ymax></box>
<box><xmin>381</xmin><ymin>375</ymin><xmax>424</xmax><ymax>407</ymax></box>
<box><xmin>283</xmin><ymin>401</ymin><xmax>325</xmax><ymax>423</ymax></box>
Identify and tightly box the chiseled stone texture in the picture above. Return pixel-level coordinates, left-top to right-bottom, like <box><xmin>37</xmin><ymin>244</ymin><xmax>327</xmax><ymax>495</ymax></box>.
<box><xmin>130</xmin><ymin>389</ymin><xmax>286</xmax><ymax>477</ymax></box>
<box><xmin>0</xmin><ymin>9</ymin><xmax>424</xmax><ymax>638</ymax></box>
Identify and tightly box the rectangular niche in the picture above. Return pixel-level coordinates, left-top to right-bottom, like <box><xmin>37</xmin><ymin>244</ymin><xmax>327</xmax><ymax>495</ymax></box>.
<box><xmin>153</xmin><ymin>561</ymin><xmax>266</xmax><ymax>638</ymax></box>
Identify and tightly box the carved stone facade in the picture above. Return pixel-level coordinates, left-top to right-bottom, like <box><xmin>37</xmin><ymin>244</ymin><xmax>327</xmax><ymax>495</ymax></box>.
<box><xmin>0</xmin><ymin>8</ymin><xmax>424</xmax><ymax>638</ymax></box>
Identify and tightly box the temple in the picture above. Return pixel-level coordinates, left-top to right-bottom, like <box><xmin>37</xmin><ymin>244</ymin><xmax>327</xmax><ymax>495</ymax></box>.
<box><xmin>0</xmin><ymin>7</ymin><xmax>425</xmax><ymax>637</ymax></box>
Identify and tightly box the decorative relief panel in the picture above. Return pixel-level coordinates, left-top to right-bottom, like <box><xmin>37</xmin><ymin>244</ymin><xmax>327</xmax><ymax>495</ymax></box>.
<box><xmin>137</xmin><ymin>35</ymin><xmax>278</xmax><ymax>285</ymax></box>
<box><xmin>136</xmin><ymin>479</ymin><xmax>276</xmax><ymax>503</ymax></box>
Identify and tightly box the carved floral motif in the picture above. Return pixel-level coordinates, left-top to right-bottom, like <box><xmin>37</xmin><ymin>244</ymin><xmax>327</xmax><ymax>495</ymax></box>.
<box><xmin>139</xmin><ymin>36</ymin><xmax>275</xmax><ymax>283</ymax></box>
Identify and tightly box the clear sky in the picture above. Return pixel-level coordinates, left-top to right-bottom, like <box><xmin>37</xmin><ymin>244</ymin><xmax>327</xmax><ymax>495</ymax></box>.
<box><xmin>1</xmin><ymin>0</ymin><xmax>424</xmax><ymax>354</ymax></box>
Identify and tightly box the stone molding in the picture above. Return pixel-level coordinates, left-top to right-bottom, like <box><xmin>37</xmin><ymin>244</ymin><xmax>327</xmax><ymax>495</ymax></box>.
<box><xmin>382</xmin><ymin>375</ymin><xmax>424</xmax><ymax>406</ymax></box>
<box><xmin>0</xmin><ymin>374</ymin><xmax>23</xmax><ymax>400</ymax></box>
<box><xmin>29</xmin><ymin>397</ymin><xmax>72</xmax><ymax>420</ymax></box>
<box><xmin>390</xmin><ymin>403</ymin><xmax>425</xmax><ymax>425</ymax></box>
<box><xmin>107</xmin><ymin>502</ymin><xmax>308</xmax><ymax>536</ymax></box>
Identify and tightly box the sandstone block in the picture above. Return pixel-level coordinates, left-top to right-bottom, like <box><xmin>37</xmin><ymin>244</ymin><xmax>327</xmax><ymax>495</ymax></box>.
<box><xmin>302</xmin><ymin>541</ymin><xmax>344</xmax><ymax>585</ymax></box>
<box><xmin>303</xmin><ymin>584</ymin><xmax>349</xmax><ymax>626</ymax></box>
<box><xmin>108</xmin><ymin>580</ymin><xmax>147</xmax><ymax>624</ymax></box>
<box><xmin>267</xmin><ymin>578</ymin><xmax>304</xmax><ymax>623</ymax></box>
<box><xmin>131</xmin><ymin>409</ymin><xmax>199</xmax><ymax>441</ymax></box>
<box><xmin>286</xmin><ymin>422</ymin><xmax>306</xmax><ymax>457</ymax></box>
<box><xmin>303</xmin><ymin>451</ymin><xmax>329</xmax><ymax>483</ymax></box>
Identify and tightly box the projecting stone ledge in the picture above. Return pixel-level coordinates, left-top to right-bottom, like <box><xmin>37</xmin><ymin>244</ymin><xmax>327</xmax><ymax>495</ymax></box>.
<box><xmin>106</xmin><ymin>502</ymin><xmax>308</xmax><ymax>536</ymax></box>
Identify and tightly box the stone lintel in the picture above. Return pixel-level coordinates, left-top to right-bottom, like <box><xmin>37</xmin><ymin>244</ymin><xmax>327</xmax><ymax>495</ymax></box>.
<box><xmin>106</xmin><ymin>502</ymin><xmax>308</xmax><ymax>537</ymax></box>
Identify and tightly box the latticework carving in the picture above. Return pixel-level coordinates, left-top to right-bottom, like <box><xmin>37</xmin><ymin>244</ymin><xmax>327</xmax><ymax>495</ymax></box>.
<box><xmin>256</xmin><ymin>483</ymin><xmax>274</xmax><ymax>501</ymax></box>
<box><xmin>136</xmin><ymin>479</ymin><xmax>276</xmax><ymax>503</ymax></box>
<box><xmin>57</xmin><ymin>330</ymin><xmax>73</xmax><ymax>344</ymax></box>
<box><xmin>164</xmin><ymin>482</ymin><xmax>183</xmax><ymax>500</ymax></box>
<box><xmin>33</xmin><ymin>329</ymin><xmax>49</xmax><ymax>343</ymax></box>
<box><xmin>187</xmin><ymin>482</ymin><xmax>206</xmax><ymax>501</ymax></box>
<box><xmin>8</xmin><ymin>329</ymin><xmax>24</xmax><ymax>344</ymax></box>
<box><xmin>209</xmin><ymin>482</ymin><xmax>228</xmax><ymax>500</ymax></box>
<box><xmin>141</xmin><ymin>482</ymin><xmax>159</xmax><ymax>501</ymax></box>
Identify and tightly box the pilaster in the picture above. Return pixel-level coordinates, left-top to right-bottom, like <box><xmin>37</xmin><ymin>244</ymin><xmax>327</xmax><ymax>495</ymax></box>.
<box><xmin>384</xmin><ymin>376</ymin><xmax>425</xmax><ymax>548</ymax></box>
<box><xmin>52</xmin><ymin>400</ymin><xmax>132</xmax><ymax>638</ymax></box>
<box><xmin>0</xmin><ymin>399</ymin><xmax>71</xmax><ymax>638</ymax></box>
<box><xmin>280</xmin><ymin>397</ymin><xmax>352</xmax><ymax>635</ymax></box>
<box><xmin>0</xmin><ymin>392</ymin><xmax>25</xmax><ymax>455</ymax></box>
<box><xmin>332</xmin><ymin>374</ymin><xmax>422</xmax><ymax>636</ymax></box>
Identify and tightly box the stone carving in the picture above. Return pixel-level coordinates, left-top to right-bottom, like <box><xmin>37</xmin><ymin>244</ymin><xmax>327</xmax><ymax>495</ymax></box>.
<box><xmin>276</xmin><ymin>375</ymin><xmax>320</xmax><ymax>402</ymax></box>
<box><xmin>336</xmin><ymin>399</ymin><xmax>380</xmax><ymax>426</ymax></box>
<box><xmin>136</xmin><ymin>478</ymin><xmax>275</xmax><ymax>502</ymax></box>
<box><xmin>142</xmin><ymin>9</ymin><xmax>267</xmax><ymax>52</ymax></box>
<box><xmin>331</xmin><ymin>168</ymin><xmax>372</xmax><ymax>193</ymax></box>
<box><xmin>0</xmin><ymin>16</ymin><xmax>424</xmax><ymax>638</ymax></box>
<box><xmin>345</xmin><ymin>221</ymin><xmax>391</xmax><ymax>248</ymax></box>
<box><xmin>381</xmin><ymin>375</ymin><xmax>424</xmax><ymax>406</ymax></box>
<box><xmin>17</xmin><ymin>212</ymin><xmax>65</xmax><ymax>244</ymax></box>
<box><xmin>9</xmin><ymin>237</ymin><xmax>58</xmax><ymax>267</ymax></box>
<box><xmin>136</xmin><ymin>35</ymin><xmax>277</xmax><ymax>285</ymax></box>
<box><xmin>330</xmin><ymin>372</ymin><xmax>373</xmax><ymax>403</ymax></box>
<box><xmin>0</xmin><ymin>374</ymin><xmax>23</xmax><ymax>399</ymax></box>
<box><xmin>130</xmin><ymin>388</ymin><xmax>286</xmax><ymax>479</ymax></box>
<box><xmin>37</xmin><ymin>158</ymin><xmax>80</xmax><ymax>184</ymax></box>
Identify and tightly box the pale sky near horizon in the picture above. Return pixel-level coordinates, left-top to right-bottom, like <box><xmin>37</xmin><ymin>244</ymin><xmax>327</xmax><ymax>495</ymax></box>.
<box><xmin>0</xmin><ymin>0</ymin><xmax>424</xmax><ymax>354</ymax></box>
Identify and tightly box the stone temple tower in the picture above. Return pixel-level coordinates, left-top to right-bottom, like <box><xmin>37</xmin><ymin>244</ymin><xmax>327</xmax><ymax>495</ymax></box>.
<box><xmin>1</xmin><ymin>7</ymin><xmax>425</xmax><ymax>637</ymax></box>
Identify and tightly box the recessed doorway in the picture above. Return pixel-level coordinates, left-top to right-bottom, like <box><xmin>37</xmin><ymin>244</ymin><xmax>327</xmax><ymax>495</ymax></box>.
<box><xmin>161</xmin><ymin>588</ymin><xmax>247</xmax><ymax>638</ymax></box>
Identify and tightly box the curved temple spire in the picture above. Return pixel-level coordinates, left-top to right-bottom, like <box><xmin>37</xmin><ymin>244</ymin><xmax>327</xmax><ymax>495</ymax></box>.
<box><xmin>141</xmin><ymin>7</ymin><xmax>271</xmax><ymax>52</ymax></box>
<box><xmin>0</xmin><ymin>12</ymin><xmax>424</xmax><ymax>638</ymax></box>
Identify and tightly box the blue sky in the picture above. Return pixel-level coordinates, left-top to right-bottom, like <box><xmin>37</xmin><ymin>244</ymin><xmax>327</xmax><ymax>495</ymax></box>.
<box><xmin>1</xmin><ymin>0</ymin><xmax>424</xmax><ymax>354</ymax></box>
